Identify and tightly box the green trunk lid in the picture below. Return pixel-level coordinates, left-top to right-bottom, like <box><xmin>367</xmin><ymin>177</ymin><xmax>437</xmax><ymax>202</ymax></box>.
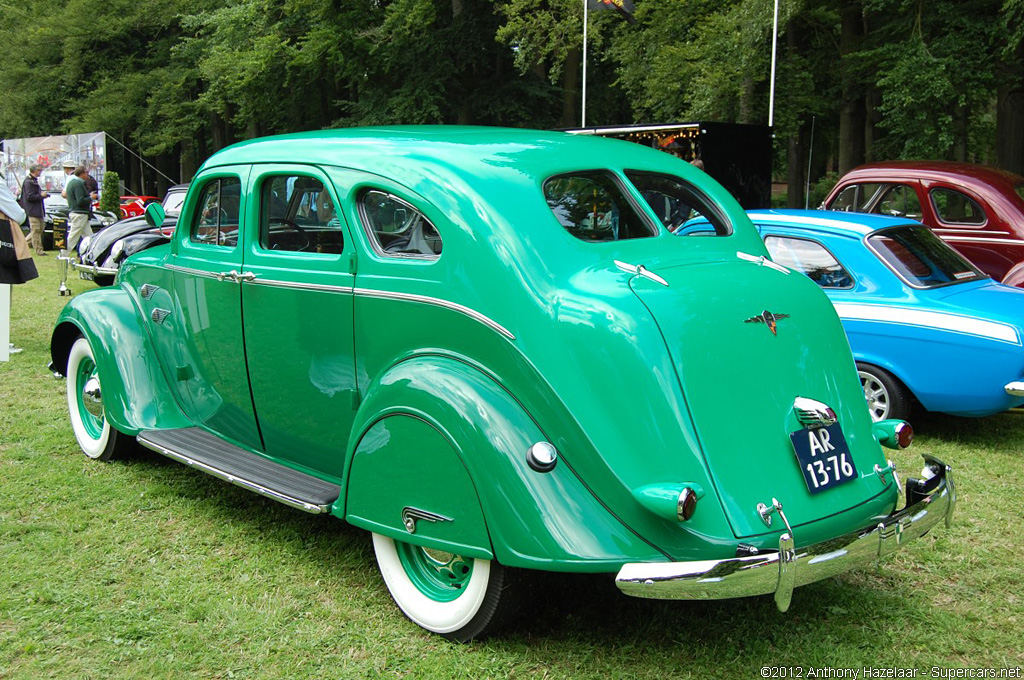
<box><xmin>629</xmin><ymin>256</ymin><xmax>891</xmax><ymax>539</ymax></box>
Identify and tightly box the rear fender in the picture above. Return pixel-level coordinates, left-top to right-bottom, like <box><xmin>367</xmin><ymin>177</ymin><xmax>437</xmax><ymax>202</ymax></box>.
<box><xmin>338</xmin><ymin>354</ymin><xmax>663</xmax><ymax>572</ymax></box>
<box><xmin>51</xmin><ymin>287</ymin><xmax>190</xmax><ymax>435</ymax></box>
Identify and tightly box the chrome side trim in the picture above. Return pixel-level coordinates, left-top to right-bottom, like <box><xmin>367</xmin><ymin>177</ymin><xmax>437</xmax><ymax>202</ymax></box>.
<box><xmin>615</xmin><ymin>456</ymin><xmax>954</xmax><ymax>611</ymax></box>
<box><xmin>165</xmin><ymin>264</ymin><xmax>228</xmax><ymax>280</ymax></box>
<box><xmin>834</xmin><ymin>302</ymin><xmax>1020</xmax><ymax>345</ymax></box>
<box><xmin>136</xmin><ymin>435</ymin><xmax>330</xmax><ymax>514</ymax></box>
<box><xmin>401</xmin><ymin>507</ymin><xmax>454</xmax><ymax>533</ymax></box>
<box><xmin>248</xmin><ymin>278</ymin><xmax>355</xmax><ymax>295</ymax></box>
<box><xmin>935</xmin><ymin>236</ymin><xmax>1024</xmax><ymax>245</ymax></box>
<box><xmin>933</xmin><ymin>228</ymin><xmax>1012</xmax><ymax>237</ymax></box>
<box><xmin>353</xmin><ymin>287</ymin><xmax>515</xmax><ymax>340</ymax></box>
<box><xmin>737</xmin><ymin>250</ymin><xmax>790</xmax><ymax>274</ymax></box>
<box><xmin>615</xmin><ymin>260</ymin><xmax>669</xmax><ymax>287</ymax></box>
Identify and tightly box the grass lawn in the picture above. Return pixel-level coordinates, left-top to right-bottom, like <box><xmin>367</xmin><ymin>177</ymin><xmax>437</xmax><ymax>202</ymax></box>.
<box><xmin>1</xmin><ymin>256</ymin><xmax>1022</xmax><ymax>679</ymax></box>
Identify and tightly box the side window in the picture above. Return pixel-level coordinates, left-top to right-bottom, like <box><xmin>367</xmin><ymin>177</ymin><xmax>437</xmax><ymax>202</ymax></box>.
<box><xmin>259</xmin><ymin>175</ymin><xmax>344</xmax><ymax>254</ymax></box>
<box><xmin>765</xmin><ymin>236</ymin><xmax>854</xmax><ymax>289</ymax></box>
<box><xmin>625</xmin><ymin>171</ymin><xmax>732</xmax><ymax>236</ymax></box>
<box><xmin>828</xmin><ymin>183</ymin><xmax>881</xmax><ymax>212</ymax></box>
<box><xmin>359</xmin><ymin>190</ymin><xmax>442</xmax><ymax>258</ymax></box>
<box><xmin>544</xmin><ymin>171</ymin><xmax>657</xmax><ymax>241</ymax></box>
<box><xmin>192</xmin><ymin>177</ymin><xmax>241</xmax><ymax>247</ymax></box>
<box><xmin>872</xmin><ymin>184</ymin><xmax>922</xmax><ymax>220</ymax></box>
<box><xmin>930</xmin><ymin>188</ymin><xmax>986</xmax><ymax>226</ymax></box>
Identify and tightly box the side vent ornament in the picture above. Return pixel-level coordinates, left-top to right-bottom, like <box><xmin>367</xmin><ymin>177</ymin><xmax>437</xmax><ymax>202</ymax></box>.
<box><xmin>151</xmin><ymin>308</ymin><xmax>171</xmax><ymax>325</ymax></box>
<box><xmin>401</xmin><ymin>507</ymin><xmax>453</xmax><ymax>534</ymax></box>
<box><xmin>140</xmin><ymin>284</ymin><xmax>159</xmax><ymax>299</ymax></box>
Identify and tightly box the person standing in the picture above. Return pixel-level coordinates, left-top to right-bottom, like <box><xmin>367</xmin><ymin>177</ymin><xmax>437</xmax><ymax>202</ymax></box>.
<box><xmin>65</xmin><ymin>166</ymin><xmax>93</xmax><ymax>254</ymax></box>
<box><xmin>20</xmin><ymin>164</ymin><xmax>48</xmax><ymax>255</ymax></box>
<box><xmin>60</xmin><ymin>159</ymin><xmax>76</xmax><ymax>197</ymax></box>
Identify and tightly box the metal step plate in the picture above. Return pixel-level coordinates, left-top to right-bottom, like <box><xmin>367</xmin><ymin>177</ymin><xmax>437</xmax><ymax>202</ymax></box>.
<box><xmin>138</xmin><ymin>428</ymin><xmax>341</xmax><ymax>514</ymax></box>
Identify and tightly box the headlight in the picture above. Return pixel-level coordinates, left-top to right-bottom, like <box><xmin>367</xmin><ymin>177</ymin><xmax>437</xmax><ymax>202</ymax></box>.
<box><xmin>79</xmin><ymin>235</ymin><xmax>93</xmax><ymax>254</ymax></box>
<box><xmin>110</xmin><ymin>239</ymin><xmax>125</xmax><ymax>261</ymax></box>
<box><xmin>100</xmin><ymin>215</ymin><xmax>116</xmax><ymax>226</ymax></box>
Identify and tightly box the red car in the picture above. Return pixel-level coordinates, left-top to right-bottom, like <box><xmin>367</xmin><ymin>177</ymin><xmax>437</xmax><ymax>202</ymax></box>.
<box><xmin>117</xmin><ymin>195</ymin><xmax>159</xmax><ymax>219</ymax></box>
<box><xmin>823</xmin><ymin>161</ymin><xmax>1024</xmax><ymax>284</ymax></box>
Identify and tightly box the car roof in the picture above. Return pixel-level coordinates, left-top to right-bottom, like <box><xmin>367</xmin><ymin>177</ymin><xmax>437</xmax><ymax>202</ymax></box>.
<box><xmin>200</xmin><ymin>126</ymin><xmax>689</xmax><ymax>188</ymax></box>
<box><xmin>840</xmin><ymin>160</ymin><xmax>1024</xmax><ymax>188</ymax></box>
<box><xmin>747</xmin><ymin>209</ymin><xmax>920</xmax><ymax>237</ymax></box>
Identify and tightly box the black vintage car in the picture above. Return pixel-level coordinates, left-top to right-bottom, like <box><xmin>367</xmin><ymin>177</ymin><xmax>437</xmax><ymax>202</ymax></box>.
<box><xmin>23</xmin><ymin>195</ymin><xmax>120</xmax><ymax>251</ymax></box>
<box><xmin>74</xmin><ymin>184</ymin><xmax>188</xmax><ymax>286</ymax></box>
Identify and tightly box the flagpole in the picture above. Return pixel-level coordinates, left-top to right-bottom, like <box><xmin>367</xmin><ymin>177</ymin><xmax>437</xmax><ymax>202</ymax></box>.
<box><xmin>768</xmin><ymin>0</ymin><xmax>779</xmax><ymax>128</ymax></box>
<box><xmin>582</xmin><ymin>0</ymin><xmax>588</xmax><ymax>127</ymax></box>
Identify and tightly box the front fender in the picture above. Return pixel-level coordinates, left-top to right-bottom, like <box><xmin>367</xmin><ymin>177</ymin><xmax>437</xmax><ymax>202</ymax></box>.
<box><xmin>339</xmin><ymin>354</ymin><xmax>665</xmax><ymax>572</ymax></box>
<box><xmin>51</xmin><ymin>287</ymin><xmax>190</xmax><ymax>435</ymax></box>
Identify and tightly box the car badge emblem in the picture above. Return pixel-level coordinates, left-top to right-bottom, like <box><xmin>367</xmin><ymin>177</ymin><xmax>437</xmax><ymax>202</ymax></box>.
<box><xmin>744</xmin><ymin>310</ymin><xmax>790</xmax><ymax>335</ymax></box>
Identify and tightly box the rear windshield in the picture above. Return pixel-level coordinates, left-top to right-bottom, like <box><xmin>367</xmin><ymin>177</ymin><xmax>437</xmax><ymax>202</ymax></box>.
<box><xmin>867</xmin><ymin>225</ymin><xmax>986</xmax><ymax>288</ymax></box>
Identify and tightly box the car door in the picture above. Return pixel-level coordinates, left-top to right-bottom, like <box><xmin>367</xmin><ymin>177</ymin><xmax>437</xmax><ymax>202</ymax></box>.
<box><xmin>239</xmin><ymin>165</ymin><xmax>356</xmax><ymax>480</ymax></box>
<box><xmin>164</xmin><ymin>167</ymin><xmax>264</xmax><ymax>450</ymax></box>
<box><xmin>925</xmin><ymin>183</ymin><xmax>1022</xmax><ymax>280</ymax></box>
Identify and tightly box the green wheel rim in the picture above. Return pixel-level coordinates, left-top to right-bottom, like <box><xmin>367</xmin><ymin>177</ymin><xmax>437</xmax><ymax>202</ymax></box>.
<box><xmin>394</xmin><ymin>542</ymin><xmax>474</xmax><ymax>602</ymax></box>
<box><xmin>75</xmin><ymin>357</ymin><xmax>104</xmax><ymax>439</ymax></box>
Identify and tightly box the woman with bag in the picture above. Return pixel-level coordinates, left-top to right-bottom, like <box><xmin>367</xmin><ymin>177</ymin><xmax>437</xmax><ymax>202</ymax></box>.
<box><xmin>1</xmin><ymin>173</ymin><xmax>39</xmax><ymax>284</ymax></box>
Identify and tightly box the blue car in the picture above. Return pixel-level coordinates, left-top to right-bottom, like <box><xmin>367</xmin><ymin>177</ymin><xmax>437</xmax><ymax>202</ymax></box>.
<box><xmin>743</xmin><ymin>210</ymin><xmax>1024</xmax><ymax>421</ymax></box>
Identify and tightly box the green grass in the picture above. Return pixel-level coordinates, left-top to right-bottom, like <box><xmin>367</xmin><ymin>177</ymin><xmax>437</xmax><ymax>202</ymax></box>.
<box><xmin>2</xmin><ymin>256</ymin><xmax>1023</xmax><ymax>678</ymax></box>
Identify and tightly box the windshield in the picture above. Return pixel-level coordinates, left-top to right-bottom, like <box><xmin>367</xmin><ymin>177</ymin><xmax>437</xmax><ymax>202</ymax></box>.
<box><xmin>163</xmin><ymin>190</ymin><xmax>186</xmax><ymax>216</ymax></box>
<box><xmin>867</xmin><ymin>225</ymin><xmax>987</xmax><ymax>288</ymax></box>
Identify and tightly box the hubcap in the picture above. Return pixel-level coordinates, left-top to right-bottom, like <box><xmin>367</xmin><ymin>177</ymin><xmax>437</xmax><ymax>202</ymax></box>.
<box><xmin>76</xmin><ymin>358</ymin><xmax>105</xmax><ymax>438</ymax></box>
<box><xmin>858</xmin><ymin>371</ymin><xmax>889</xmax><ymax>422</ymax></box>
<box><xmin>395</xmin><ymin>542</ymin><xmax>473</xmax><ymax>602</ymax></box>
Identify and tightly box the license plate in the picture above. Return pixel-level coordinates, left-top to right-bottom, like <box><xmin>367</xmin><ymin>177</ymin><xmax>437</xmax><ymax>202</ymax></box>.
<box><xmin>790</xmin><ymin>423</ymin><xmax>858</xmax><ymax>494</ymax></box>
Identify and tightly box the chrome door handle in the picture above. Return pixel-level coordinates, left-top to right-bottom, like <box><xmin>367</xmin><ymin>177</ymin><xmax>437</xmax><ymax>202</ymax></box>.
<box><xmin>236</xmin><ymin>271</ymin><xmax>257</xmax><ymax>283</ymax></box>
<box><xmin>215</xmin><ymin>269</ymin><xmax>238</xmax><ymax>282</ymax></box>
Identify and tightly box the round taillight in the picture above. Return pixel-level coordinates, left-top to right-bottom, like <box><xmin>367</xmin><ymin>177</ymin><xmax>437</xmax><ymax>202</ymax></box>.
<box><xmin>677</xmin><ymin>487</ymin><xmax>698</xmax><ymax>522</ymax></box>
<box><xmin>896</xmin><ymin>422</ymin><xmax>914</xmax><ymax>449</ymax></box>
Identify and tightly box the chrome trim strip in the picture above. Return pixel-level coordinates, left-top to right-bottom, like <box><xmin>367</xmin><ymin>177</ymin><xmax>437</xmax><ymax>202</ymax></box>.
<box><xmin>737</xmin><ymin>250</ymin><xmax>790</xmax><ymax>274</ymax></box>
<box><xmin>615</xmin><ymin>457</ymin><xmax>954</xmax><ymax>610</ymax></box>
<box><xmin>248</xmin><ymin>278</ymin><xmax>355</xmax><ymax>295</ymax></box>
<box><xmin>136</xmin><ymin>434</ymin><xmax>330</xmax><ymax>514</ymax></box>
<box><xmin>934</xmin><ymin>236</ymin><xmax>1024</xmax><ymax>245</ymax></box>
<box><xmin>165</xmin><ymin>264</ymin><xmax>227</xmax><ymax>280</ymax></box>
<box><xmin>353</xmin><ymin>287</ymin><xmax>515</xmax><ymax>340</ymax></box>
<box><xmin>933</xmin><ymin>228</ymin><xmax>1012</xmax><ymax>236</ymax></box>
<box><xmin>833</xmin><ymin>302</ymin><xmax>1020</xmax><ymax>345</ymax></box>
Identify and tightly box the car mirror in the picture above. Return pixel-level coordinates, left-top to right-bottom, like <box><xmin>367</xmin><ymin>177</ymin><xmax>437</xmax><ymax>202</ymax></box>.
<box><xmin>145</xmin><ymin>203</ymin><xmax>166</xmax><ymax>228</ymax></box>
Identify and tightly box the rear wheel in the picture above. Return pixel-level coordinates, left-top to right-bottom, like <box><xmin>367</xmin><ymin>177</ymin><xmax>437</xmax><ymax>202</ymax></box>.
<box><xmin>66</xmin><ymin>337</ymin><xmax>133</xmax><ymax>461</ymax></box>
<box><xmin>371</xmin><ymin>533</ymin><xmax>522</xmax><ymax>642</ymax></box>
<box><xmin>856</xmin><ymin>362</ymin><xmax>911</xmax><ymax>422</ymax></box>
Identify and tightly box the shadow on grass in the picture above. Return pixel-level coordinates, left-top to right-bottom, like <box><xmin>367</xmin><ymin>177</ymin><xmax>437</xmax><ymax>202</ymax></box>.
<box><xmin>104</xmin><ymin>445</ymin><xmax>935</xmax><ymax>659</ymax></box>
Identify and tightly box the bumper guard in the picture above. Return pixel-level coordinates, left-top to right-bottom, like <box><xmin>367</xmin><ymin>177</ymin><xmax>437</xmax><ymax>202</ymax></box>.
<box><xmin>615</xmin><ymin>455</ymin><xmax>955</xmax><ymax>612</ymax></box>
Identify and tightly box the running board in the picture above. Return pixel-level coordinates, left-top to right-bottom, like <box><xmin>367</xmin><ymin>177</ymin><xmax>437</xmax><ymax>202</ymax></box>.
<box><xmin>137</xmin><ymin>428</ymin><xmax>341</xmax><ymax>514</ymax></box>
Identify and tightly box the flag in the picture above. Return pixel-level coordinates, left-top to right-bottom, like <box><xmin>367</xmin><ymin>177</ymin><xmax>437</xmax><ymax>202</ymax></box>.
<box><xmin>587</xmin><ymin>0</ymin><xmax>636</xmax><ymax>23</ymax></box>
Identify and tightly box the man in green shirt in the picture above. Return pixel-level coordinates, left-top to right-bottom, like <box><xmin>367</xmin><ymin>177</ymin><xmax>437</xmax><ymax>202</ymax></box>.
<box><xmin>65</xmin><ymin>166</ymin><xmax>92</xmax><ymax>255</ymax></box>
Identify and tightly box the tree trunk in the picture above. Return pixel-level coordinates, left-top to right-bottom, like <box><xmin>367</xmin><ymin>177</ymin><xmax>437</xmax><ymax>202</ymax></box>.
<box><xmin>996</xmin><ymin>44</ymin><xmax>1024</xmax><ymax>175</ymax></box>
<box><xmin>952</xmin><ymin>102</ymin><xmax>968</xmax><ymax>162</ymax></box>
<box><xmin>838</xmin><ymin>0</ymin><xmax>865</xmax><ymax>175</ymax></box>
<box><xmin>561</xmin><ymin>48</ymin><xmax>581</xmax><ymax>127</ymax></box>
<box><xmin>787</xmin><ymin>122</ymin><xmax>807</xmax><ymax>208</ymax></box>
<box><xmin>738</xmin><ymin>75</ymin><xmax>756</xmax><ymax>125</ymax></box>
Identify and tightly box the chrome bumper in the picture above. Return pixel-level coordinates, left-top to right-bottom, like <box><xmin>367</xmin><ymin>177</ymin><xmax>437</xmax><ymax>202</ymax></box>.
<box><xmin>1005</xmin><ymin>380</ymin><xmax>1024</xmax><ymax>396</ymax></box>
<box><xmin>616</xmin><ymin>455</ymin><xmax>955</xmax><ymax>612</ymax></box>
<box><xmin>68</xmin><ymin>259</ymin><xmax>117</xmax><ymax>278</ymax></box>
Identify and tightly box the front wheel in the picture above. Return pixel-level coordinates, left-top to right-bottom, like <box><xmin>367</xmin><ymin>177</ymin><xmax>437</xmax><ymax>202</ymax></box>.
<box><xmin>66</xmin><ymin>337</ymin><xmax>132</xmax><ymax>461</ymax></box>
<box><xmin>371</xmin><ymin>533</ymin><xmax>522</xmax><ymax>642</ymax></box>
<box><xmin>857</xmin><ymin>362</ymin><xmax>911</xmax><ymax>422</ymax></box>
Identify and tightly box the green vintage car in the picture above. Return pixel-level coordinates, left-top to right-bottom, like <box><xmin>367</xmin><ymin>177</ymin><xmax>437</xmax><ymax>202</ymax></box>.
<box><xmin>50</xmin><ymin>127</ymin><xmax>955</xmax><ymax>641</ymax></box>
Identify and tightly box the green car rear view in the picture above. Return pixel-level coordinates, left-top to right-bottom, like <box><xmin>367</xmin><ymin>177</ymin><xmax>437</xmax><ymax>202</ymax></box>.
<box><xmin>50</xmin><ymin>127</ymin><xmax>954</xmax><ymax>641</ymax></box>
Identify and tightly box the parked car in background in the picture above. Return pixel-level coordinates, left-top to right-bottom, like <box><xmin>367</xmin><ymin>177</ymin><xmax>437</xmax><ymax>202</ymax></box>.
<box><xmin>746</xmin><ymin>209</ymin><xmax>1024</xmax><ymax>422</ymax></box>
<box><xmin>74</xmin><ymin>184</ymin><xmax>188</xmax><ymax>285</ymax></box>
<box><xmin>36</xmin><ymin>194</ymin><xmax>119</xmax><ymax>251</ymax></box>
<box><xmin>51</xmin><ymin>128</ymin><xmax>953</xmax><ymax>641</ymax></box>
<box><xmin>822</xmin><ymin>161</ymin><xmax>1024</xmax><ymax>284</ymax></box>
<box><xmin>117</xmin><ymin>195</ymin><xmax>160</xmax><ymax>219</ymax></box>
